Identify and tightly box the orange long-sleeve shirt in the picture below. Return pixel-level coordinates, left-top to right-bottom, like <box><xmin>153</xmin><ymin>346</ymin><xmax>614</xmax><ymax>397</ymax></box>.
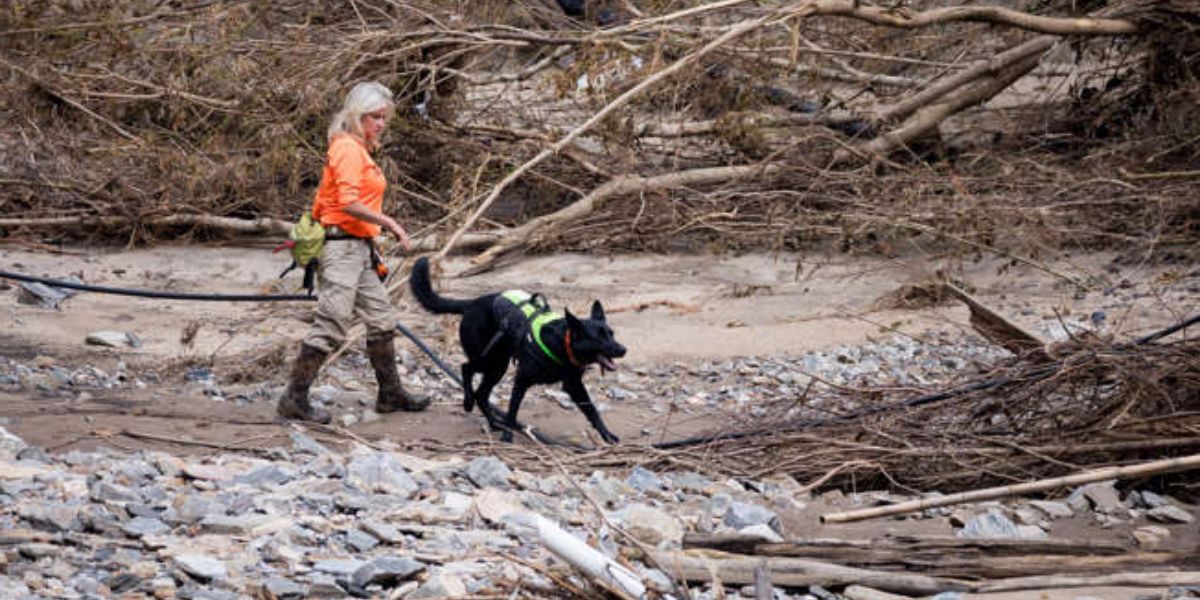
<box><xmin>311</xmin><ymin>133</ymin><xmax>385</xmax><ymax>238</ymax></box>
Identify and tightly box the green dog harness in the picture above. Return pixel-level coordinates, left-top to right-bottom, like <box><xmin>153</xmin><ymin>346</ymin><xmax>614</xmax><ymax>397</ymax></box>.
<box><xmin>501</xmin><ymin>290</ymin><xmax>564</xmax><ymax>365</ymax></box>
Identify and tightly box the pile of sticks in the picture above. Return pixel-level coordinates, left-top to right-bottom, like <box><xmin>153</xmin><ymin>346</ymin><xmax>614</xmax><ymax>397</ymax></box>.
<box><xmin>559</xmin><ymin>322</ymin><xmax>1200</xmax><ymax>495</ymax></box>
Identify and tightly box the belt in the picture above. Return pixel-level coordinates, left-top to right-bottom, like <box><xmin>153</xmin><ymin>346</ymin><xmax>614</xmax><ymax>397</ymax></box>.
<box><xmin>324</xmin><ymin>225</ymin><xmax>371</xmax><ymax>241</ymax></box>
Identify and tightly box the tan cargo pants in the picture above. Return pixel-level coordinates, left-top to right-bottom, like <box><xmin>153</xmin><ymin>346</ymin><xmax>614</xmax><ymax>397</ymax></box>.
<box><xmin>302</xmin><ymin>238</ymin><xmax>395</xmax><ymax>353</ymax></box>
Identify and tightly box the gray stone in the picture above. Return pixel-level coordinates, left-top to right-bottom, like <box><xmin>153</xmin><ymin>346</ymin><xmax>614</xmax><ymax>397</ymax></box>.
<box><xmin>312</xmin><ymin>558</ymin><xmax>367</xmax><ymax>577</ymax></box>
<box><xmin>463</xmin><ymin>456</ymin><xmax>513</xmax><ymax>489</ymax></box>
<box><xmin>0</xmin><ymin>576</ymin><xmax>31</xmax><ymax>598</ymax></box>
<box><xmin>1133</xmin><ymin>525</ymin><xmax>1171</xmax><ymax>549</ymax></box>
<box><xmin>174</xmin><ymin>554</ymin><xmax>227</xmax><ymax>581</ymax></box>
<box><xmin>1133</xmin><ymin>491</ymin><xmax>1172</xmax><ymax>510</ymax></box>
<box><xmin>1148</xmin><ymin>505</ymin><xmax>1194</xmax><ymax>524</ymax></box>
<box><xmin>122</xmin><ymin>516</ymin><xmax>170</xmax><ymax>538</ymax></box>
<box><xmin>626</xmin><ymin>466</ymin><xmax>663</xmax><ymax>492</ymax></box>
<box><xmin>85</xmin><ymin>331</ymin><xmax>138</xmax><ymax>348</ymax></box>
<box><xmin>1078</xmin><ymin>481</ymin><xmax>1123</xmax><ymax>514</ymax></box>
<box><xmin>350</xmin><ymin>556</ymin><xmax>426</xmax><ymax>588</ymax></box>
<box><xmin>957</xmin><ymin>510</ymin><xmax>1044</xmax><ymax>540</ymax></box>
<box><xmin>725</xmin><ymin>501</ymin><xmax>780</xmax><ymax>532</ymax></box>
<box><xmin>347</xmin><ymin>452</ymin><xmax>420</xmax><ymax>497</ymax></box>
<box><xmin>18</xmin><ymin>542</ymin><xmax>62</xmax><ymax>559</ymax></box>
<box><xmin>234</xmin><ymin>464</ymin><xmax>295</xmax><ymax>488</ymax></box>
<box><xmin>166</xmin><ymin>495</ymin><xmax>219</xmax><ymax>525</ymax></box>
<box><xmin>738</xmin><ymin>523</ymin><xmax>784</xmax><ymax>543</ymax></box>
<box><xmin>90</xmin><ymin>480</ymin><xmax>141</xmax><ymax>504</ymax></box>
<box><xmin>263</xmin><ymin>577</ymin><xmax>308</xmax><ymax>599</ymax></box>
<box><xmin>18</xmin><ymin>502</ymin><xmax>81</xmax><ymax>532</ymax></box>
<box><xmin>1029</xmin><ymin>500</ymin><xmax>1073</xmax><ymax>519</ymax></box>
<box><xmin>613</xmin><ymin>504</ymin><xmax>685</xmax><ymax>546</ymax></box>
<box><xmin>672</xmin><ymin>472</ymin><xmax>715</xmax><ymax>492</ymax></box>
<box><xmin>0</xmin><ymin>426</ymin><xmax>28</xmax><ymax>460</ymax></box>
<box><xmin>290</xmin><ymin>431</ymin><xmax>332</xmax><ymax>456</ymax></box>
<box><xmin>18</xmin><ymin>281</ymin><xmax>75</xmax><ymax>309</ymax></box>
<box><xmin>360</xmin><ymin>520</ymin><xmax>404</xmax><ymax>544</ymax></box>
<box><xmin>306</xmin><ymin>573</ymin><xmax>345</xmax><ymax>598</ymax></box>
<box><xmin>345</xmin><ymin>528</ymin><xmax>380</xmax><ymax>552</ymax></box>
<box><xmin>407</xmin><ymin>571</ymin><xmax>467</xmax><ymax>599</ymax></box>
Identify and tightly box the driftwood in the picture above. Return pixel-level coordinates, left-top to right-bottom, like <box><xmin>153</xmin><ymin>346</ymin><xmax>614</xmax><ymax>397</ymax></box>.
<box><xmin>679</xmin><ymin>534</ymin><xmax>1197</xmax><ymax>579</ymax></box>
<box><xmin>943</xmin><ymin>282</ymin><xmax>1047</xmax><ymax>355</ymax></box>
<box><xmin>0</xmin><ymin>214</ymin><xmax>293</xmax><ymax>235</ymax></box>
<box><xmin>841</xmin><ymin>586</ymin><xmax>908</xmax><ymax>600</ymax></box>
<box><xmin>821</xmin><ymin>453</ymin><xmax>1200</xmax><ymax>523</ymax></box>
<box><xmin>977</xmin><ymin>571</ymin><xmax>1200</xmax><ymax>593</ymax></box>
<box><xmin>649</xmin><ymin>550</ymin><xmax>967</xmax><ymax>596</ymax></box>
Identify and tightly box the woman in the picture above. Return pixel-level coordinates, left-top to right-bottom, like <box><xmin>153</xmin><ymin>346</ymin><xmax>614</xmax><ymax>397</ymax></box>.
<box><xmin>277</xmin><ymin>81</ymin><xmax>430</xmax><ymax>424</ymax></box>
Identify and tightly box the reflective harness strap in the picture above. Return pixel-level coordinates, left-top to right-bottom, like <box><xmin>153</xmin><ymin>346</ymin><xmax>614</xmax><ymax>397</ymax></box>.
<box><xmin>501</xmin><ymin>290</ymin><xmax>564</xmax><ymax>366</ymax></box>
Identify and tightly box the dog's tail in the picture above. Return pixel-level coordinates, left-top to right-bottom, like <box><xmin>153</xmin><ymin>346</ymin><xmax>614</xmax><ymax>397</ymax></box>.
<box><xmin>409</xmin><ymin>256</ymin><xmax>473</xmax><ymax>315</ymax></box>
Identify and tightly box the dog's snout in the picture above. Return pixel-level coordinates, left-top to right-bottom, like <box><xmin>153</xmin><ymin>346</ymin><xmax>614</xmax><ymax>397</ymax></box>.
<box><xmin>611</xmin><ymin>343</ymin><xmax>627</xmax><ymax>358</ymax></box>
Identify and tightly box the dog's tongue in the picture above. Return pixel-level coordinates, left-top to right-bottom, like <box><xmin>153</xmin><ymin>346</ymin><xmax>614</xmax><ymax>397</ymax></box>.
<box><xmin>598</xmin><ymin>356</ymin><xmax>618</xmax><ymax>372</ymax></box>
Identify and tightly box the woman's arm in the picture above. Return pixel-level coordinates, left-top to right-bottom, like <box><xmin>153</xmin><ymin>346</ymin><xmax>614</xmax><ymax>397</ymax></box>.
<box><xmin>342</xmin><ymin>202</ymin><xmax>412</xmax><ymax>251</ymax></box>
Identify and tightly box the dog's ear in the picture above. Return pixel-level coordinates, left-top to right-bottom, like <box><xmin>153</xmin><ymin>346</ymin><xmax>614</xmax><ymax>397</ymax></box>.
<box><xmin>590</xmin><ymin>300</ymin><xmax>606</xmax><ymax>321</ymax></box>
<box><xmin>564</xmin><ymin>308</ymin><xmax>583</xmax><ymax>331</ymax></box>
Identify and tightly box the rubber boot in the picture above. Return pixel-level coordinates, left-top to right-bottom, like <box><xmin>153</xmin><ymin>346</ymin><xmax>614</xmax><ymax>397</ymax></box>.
<box><xmin>367</xmin><ymin>333</ymin><xmax>431</xmax><ymax>413</ymax></box>
<box><xmin>276</xmin><ymin>343</ymin><xmax>332</xmax><ymax>424</ymax></box>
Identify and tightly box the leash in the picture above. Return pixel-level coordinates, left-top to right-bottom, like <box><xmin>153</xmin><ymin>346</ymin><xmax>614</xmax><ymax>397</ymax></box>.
<box><xmin>0</xmin><ymin>267</ymin><xmax>580</xmax><ymax>448</ymax></box>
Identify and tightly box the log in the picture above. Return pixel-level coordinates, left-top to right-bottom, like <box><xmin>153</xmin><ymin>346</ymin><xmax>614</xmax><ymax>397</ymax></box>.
<box><xmin>841</xmin><ymin>586</ymin><xmax>909</xmax><ymax>600</ymax></box>
<box><xmin>843</xmin><ymin>49</ymin><xmax>1046</xmax><ymax>163</ymax></box>
<box><xmin>0</xmin><ymin>214</ymin><xmax>293</xmax><ymax>235</ymax></box>
<box><xmin>875</xmin><ymin>36</ymin><xmax>1057</xmax><ymax>124</ymax></box>
<box><xmin>684</xmin><ymin>533</ymin><xmax>1126</xmax><ymax>559</ymax></box>
<box><xmin>805</xmin><ymin>0</ymin><xmax>1137</xmax><ymax>35</ymax></box>
<box><xmin>978</xmin><ymin>571</ymin><xmax>1200</xmax><ymax>593</ymax></box>
<box><xmin>754</xmin><ymin>561</ymin><xmax>772</xmax><ymax>600</ymax></box>
<box><xmin>649</xmin><ymin>550</ymin><xmax>967</xmax><ymax>596</ymax></box>
<box><xmin>821</xmin><ymin>453</ymin><xmax>1200</xmax><ymax>523</ymax></box>
<box><xmin>943</xmin><ymin>282</ymin><xmax>1046</xmax><ymax>355</ymax></box>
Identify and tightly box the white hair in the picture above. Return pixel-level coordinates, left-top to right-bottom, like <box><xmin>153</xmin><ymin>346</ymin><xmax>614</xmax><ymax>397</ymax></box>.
<box><xmin>327</xmin><ymin>81</ymin><xmax>395</xmax><ymax>143</ymax></box>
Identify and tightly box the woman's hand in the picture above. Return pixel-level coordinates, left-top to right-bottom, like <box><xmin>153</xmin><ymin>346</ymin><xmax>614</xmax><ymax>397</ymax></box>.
<box><xmin>387</xmin><ymin>221</ymin><xmax>413</xmax><ymax>252</ymax></box>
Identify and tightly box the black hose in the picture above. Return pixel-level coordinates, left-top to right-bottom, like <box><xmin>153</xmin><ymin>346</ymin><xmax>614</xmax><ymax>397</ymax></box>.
<box><xmin>0</xmin><ymin>269</ymin><xmax>316</xmax><ymax>302</ymax></box>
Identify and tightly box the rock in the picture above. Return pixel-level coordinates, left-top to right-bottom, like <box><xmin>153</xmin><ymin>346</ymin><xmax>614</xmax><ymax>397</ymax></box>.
<box><xmin>1029</xmin><ymin>500</ymin><xmax>1073</xmax><ymax>519</ymax></box>
<box><xmin>350</xmin><ymin>556</ymin><xmax>426</xmax><ymax>589</ymax></box>
<box><xmin>0</xmin><ymin>426</ymin><xmax>27</xmax><ymax>460</ymax></box>
<box><xmin>361</xmin><ymin>520</ymin><xmax>404</xmax><ymax>545</ymax></box>
<box><xmin>739</xmin><ymin>523</ymin><xmax>784</xmax><ymax>543</ymax></box>
<box><xmin>613</xmin><ymin>504</ymin><xmax>685</xmax><ymax>546</ymax></box>
<box><xmin>346</xmin><ymin>528</ymin><xmax>380</xmax><ymax>552</ymax></box>
<box><xmin>1148</xmin><ymin>505</ymin><xmax>1194</xmax><ymax>524</ymax></box>
<box><xmin>725</xmin><ymin>501</ymin><xmax>780</xmax><ymax>532</ymax></box>
<box><xmin>1131</xmin><ymin>490</ymin><xmax>1171</xmax><ymax>510</ymax></box>
<box><xmin>473</xmin><ymin>487</ymin><xmax>522</xmax><ymax>524</ymax></box>
<box><xmin>407</xmin><ymin>571</ymin><xmax>467</xmax><ymax>599</ymax></box>
<box><xmin>90</xmin><ymin>480</ymin><xmax>141</xmax><ymax>504</ymax></box>
<box><xmin>181</xmin><ymin>462</ymin><xmax>232</xmax><ymax>482</ymax></box>
<box><xmin>122</xmin><ymin>516</ymin><xmax>171</xmax><ymax>538</ymax></box>
<box><xmin>290</xmin><ymin>431</ymin><xmax>332</xmax><ymax>456</ymax></box>
<box><xmin>957</xmin><ymin>510</ymin><xmax>1045</xmax><ymax>540</ymax></box>
<box><xmin>463</xmin><ymin>456</ymin><xmax>512</xmax><ymax>489</ymax></box>
<box><xmin>18</xmin><ymin>502</ymin><xmax>81</xmax><ymax>532</ymax></box>
<box><xmin>1132</xmin><ymin>525</ymin><xmax>1172</xmax><ymax>549</ymax></box>
<box><xmin>18</xmin><ymin>280</ymin><xmax>79</xmax><ymax>309</ymax></box>
<box><xmin>85</xmin><ymin>330</ymin><xmax>139</xmax><ymax>348</ymax></box>
<box><xmin>234</xmin><ymin>464</ymin><xmax>295</xmax><ymax>488</ymax></box>
<box><xmin>200</xmin><ymin>514</ymin><xmax>292</xmax><ymax>536</ymax></box>
<box><xmin>347</xmin><ymin>451</ymin><xmax>420</xmax><ymax>497</ymax></box>
<box><xmin>0</xmin><ymin>576</ymin><xmax>31</xmax><ymax>598</ymax></box>
<box><xmin>626</xmin><ymin>466</ymin><xmax>664</xmax><ymax>492</ymax></box>
<box><xmin>262</xmin><ymin>577</ymin><xmax>308</xmax><ymax>599</ymax></box>
<box><xmin>313</xmin><ymin>558</ymin><xmax>368</xmax><ymax>577</ymax></box>
<box><xmin>174</xmin><ymin>554</ymin><xmax>227</xmax><ymax>581</ymax></box>
<box><xmin>0</xmin><ymin>459</ymin><xmax>51</xmax><ymax>480</ymax></box>
<box><xmin>1077</xmin><ymin>481</ymin><xmax>1123</xmax><ymax>514</ymax></box>
<box><xmin>18</xmin><ymin>543</ymin><xmax>61</xmax><ymax>559</ymax></box>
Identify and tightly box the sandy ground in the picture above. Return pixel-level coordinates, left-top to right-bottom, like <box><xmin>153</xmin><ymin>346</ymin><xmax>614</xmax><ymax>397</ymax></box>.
<box><xmin>1</xmin><ymin>243</ymin><xmax>1198</xmax><ymax>599</ymax></box>
<box><xmin>1</xmin><ymin>242</ymin><xmax>1196</xmax><ymax>454</ymax></box>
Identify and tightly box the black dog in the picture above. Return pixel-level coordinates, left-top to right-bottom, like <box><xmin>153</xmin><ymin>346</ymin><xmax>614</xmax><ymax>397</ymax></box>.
<box><xmin>410</xmin><ymin>257</ymin><xmax>626</xmax><ymax>443</ymax></box>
